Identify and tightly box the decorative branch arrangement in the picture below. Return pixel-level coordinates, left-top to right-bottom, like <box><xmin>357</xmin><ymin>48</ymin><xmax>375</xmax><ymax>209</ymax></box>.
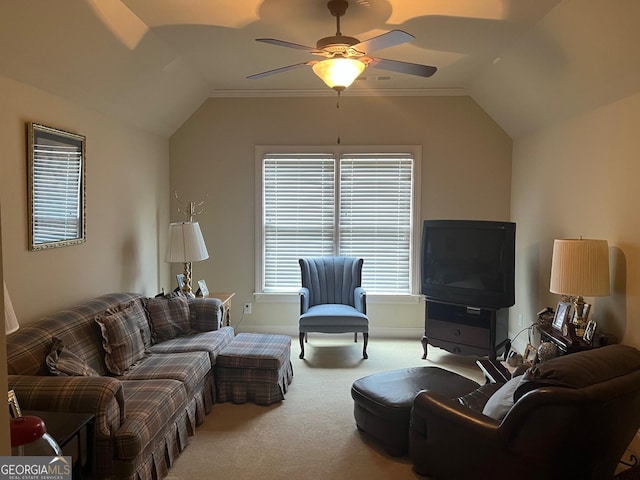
<box><xmin>174</xmin><ymin>191</ymin><xmax>208</xmax><ymax>221</ymax></box>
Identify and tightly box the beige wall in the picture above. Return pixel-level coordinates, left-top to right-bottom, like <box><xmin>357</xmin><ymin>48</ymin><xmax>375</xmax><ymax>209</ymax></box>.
<box><xmin>169</xmin><ymin>95</ymin><xmax>512</xmax><ymax>337</ymax></box>
<box><xmin>510</xmin><ymin>91</ymin><xmax>640</xmax><ymax>352</ymax></box>
<box><xmin>0</xmin><ymin>74</ymin><xmax>171</xmax><ymax>325</ymax></box>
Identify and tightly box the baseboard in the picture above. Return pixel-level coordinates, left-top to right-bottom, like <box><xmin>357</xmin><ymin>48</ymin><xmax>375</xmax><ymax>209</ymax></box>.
<box><xmin>234</xmin><ymin>324</ymin><xmax>424</xmax><ymax>340</ymax></box>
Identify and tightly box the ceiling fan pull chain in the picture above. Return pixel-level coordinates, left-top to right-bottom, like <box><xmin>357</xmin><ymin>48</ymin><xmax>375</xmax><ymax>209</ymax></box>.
<box><xmin>336</xmin><ymin>91</ymin><xmax>341</xmax><ymax>145</ymax></box>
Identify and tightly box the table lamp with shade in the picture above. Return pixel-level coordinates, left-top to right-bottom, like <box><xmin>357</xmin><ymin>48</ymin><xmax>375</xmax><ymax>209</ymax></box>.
<box><xmin>549</xmin><ymin>238</ymin><xmax>610</xmax><ymax>337</ymax></box>
<box><xmin>4</xmin><ymin>281</ymin><xmax>19</xmax><ymax>335</ymax></box>
<box><xmin>165</xmin><ymin>222</ymin><xmax>209</xmax><ymax>297</ymax></box>
<box><xmin>5</xmin><ymin>282</ymin><xmax>63</xmax><ymax>456</ymax></box>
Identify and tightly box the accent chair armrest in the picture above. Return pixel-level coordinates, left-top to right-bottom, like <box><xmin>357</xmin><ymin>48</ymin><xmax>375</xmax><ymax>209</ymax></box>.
<box><xmin>299</xmin><ymin>287</ymin><xmax>310</xmax><ymax>314</ymax></box>
<box><xmin>354</xmin><ymin>286</ymin><xmax>366</xmax><ymax>314</ymax></box>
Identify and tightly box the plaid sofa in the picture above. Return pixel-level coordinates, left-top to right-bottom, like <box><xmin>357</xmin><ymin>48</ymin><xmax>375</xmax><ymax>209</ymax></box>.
<box><xmin>6</xmin><ymin>292</ymin><xmax>235</xmax><ymax>480</ymax></box>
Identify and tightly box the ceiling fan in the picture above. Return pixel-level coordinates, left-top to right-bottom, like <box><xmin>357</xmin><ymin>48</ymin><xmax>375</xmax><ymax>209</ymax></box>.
<box><xmin>247</xmin><ymin>0</ymin><xmax>437</xmax><ymax>91</ymax></box>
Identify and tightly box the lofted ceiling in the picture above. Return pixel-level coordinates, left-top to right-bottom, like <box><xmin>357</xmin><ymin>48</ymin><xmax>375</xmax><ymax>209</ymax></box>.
<box><xmin>1</xmin><ymin>1</ymin><xmax>638</xmax><ymax>138</ymax></box>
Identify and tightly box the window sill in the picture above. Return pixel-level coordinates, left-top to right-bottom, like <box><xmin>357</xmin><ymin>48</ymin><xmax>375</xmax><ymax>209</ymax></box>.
<box><xmin>254</xmin><ymin>292</ymin><xmax>423</xmax><ymax>304</ymax></box>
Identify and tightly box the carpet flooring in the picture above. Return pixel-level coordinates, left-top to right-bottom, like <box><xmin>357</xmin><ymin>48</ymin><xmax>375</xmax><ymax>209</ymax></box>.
<box><xmin>165</xmin><ymin>336</ymin><xmax>486</xmax><ymax>480</ymax></box>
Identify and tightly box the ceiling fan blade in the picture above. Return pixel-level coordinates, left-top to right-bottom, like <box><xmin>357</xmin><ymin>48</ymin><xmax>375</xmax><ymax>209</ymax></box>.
<box><xmin>351</xmin><ymin>30</ymin><xmax>414</xmax><ymax>54</ymax></box>
<box><xmin>247</xmin><ymin>62</ymin><xmax>311</xmax><ymax>80</ymax></box>
<box><xmin>256</xmin><ymin>38</ymin><xmax>319</xmax><ymax>53</ymax></box>
<box><xmin>368</xmin><ymin>57</ymin><xmax>437</xmax><ymax>78</ymax></box>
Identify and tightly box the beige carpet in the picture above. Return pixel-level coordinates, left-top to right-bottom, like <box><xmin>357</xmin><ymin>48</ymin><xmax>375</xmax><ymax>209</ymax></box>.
<box><xmin>165</xmin><ymin>336</ymin><xmax>486</xmax><ymax>480</ymax></box>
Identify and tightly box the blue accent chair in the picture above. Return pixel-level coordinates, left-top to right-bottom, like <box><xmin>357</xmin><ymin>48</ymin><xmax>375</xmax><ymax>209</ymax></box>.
<box><xmin>298</xmin><ymin>256</ymin><xmax>369</xmax><ymax>359</ymax></box>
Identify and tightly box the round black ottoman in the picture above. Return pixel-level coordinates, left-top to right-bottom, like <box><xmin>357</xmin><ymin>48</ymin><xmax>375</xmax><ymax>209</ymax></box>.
<box><xmin>351</xmin><ymin>366</ymin><xmax>480</xmax><ymax>456</ymax></box>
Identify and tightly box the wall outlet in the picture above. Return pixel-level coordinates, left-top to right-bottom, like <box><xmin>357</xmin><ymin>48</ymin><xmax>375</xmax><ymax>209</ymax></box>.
<box><xmin>243</xmin><ymin>303</ymin><xmax>252</xmax><ymax>315</ymax></box>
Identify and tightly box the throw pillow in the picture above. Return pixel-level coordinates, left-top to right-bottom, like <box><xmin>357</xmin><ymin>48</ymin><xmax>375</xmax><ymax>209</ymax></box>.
<box><xmin>144</xmin><ymin>293</ymin><xmax>191</xmax><ymax>343</ymax></box>
<box><xmin>481</xmin><ymin>376</ymin><xmax>522</xmax><ymax>421</ymax></box>
<box><xmin>96</xmin><ymin>302</ymin><xmax>147</xmax><ymax>375</ymax></box>
<box><xmin>105</xmin><ymin>300</ymin><xmax>152</xmax><ymax>350</ymax></box>
<box><xmin>46</xmin><ymin>337</ymin><xmax>100</xmax><ymax>377</ymax></box>
<box><xmin>189</xmin><ymin>297</ymin><xmax>223</xmax><ymax>332</ymax></box>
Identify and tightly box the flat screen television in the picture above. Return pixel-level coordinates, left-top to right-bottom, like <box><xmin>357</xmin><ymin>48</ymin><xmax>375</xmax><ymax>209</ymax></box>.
<box><xmin>421</xmin><ymin>219</ymin><xmax>516</xmax><ymax>309</ymax></box>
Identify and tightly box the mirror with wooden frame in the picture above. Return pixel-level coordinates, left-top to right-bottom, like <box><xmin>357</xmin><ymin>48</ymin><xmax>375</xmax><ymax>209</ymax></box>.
<box><xmin>27</xmin><ymin>123</ymin><xmax>86</xmax><ymax>250</ymax></box>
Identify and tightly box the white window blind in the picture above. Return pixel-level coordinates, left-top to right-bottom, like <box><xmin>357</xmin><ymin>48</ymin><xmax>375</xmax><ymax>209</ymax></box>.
<box><xmin>263</xmin><ymin>154</ymin><xmax>336</xmax><ymax>292</ymax></box>
<box><xmin>259</xmin><ymin>148</ymin><xmax>418</xmax><ymax>295</ymax></box>
<box><xmin>32</xmin><ymin>138</ymin><xmax>83</xmax><ymax>244</ymax></box>
<box><xmin>339</xmin><ymin>154</ymin><xmax>413</xmax><ymax>293</ymax></box>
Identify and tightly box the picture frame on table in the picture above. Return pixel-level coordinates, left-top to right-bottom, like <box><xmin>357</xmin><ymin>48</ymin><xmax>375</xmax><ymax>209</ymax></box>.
<box><xmin>552</xmin><ymin>301</ymin><xmax>572</xmax><ymax>331</ymax></box>
<box><xmin>583</xmin><ymin>320</ymin><xmax>597</xmax><ymax>344</ymax></box>
<box><xmin>523</xmin><ymin>343</ymin><xmax>538</xmax><ymax>365</ymax></box>
<box><xmin>196</xmin><ymin>280</ymin><xmax>209</xmax><ymax>298</ymax></box>
<box><xmin>8</xmin><ymin>389</ymin><xmax>22</xmax><ymax>418</ymax></box>
<box><xmin>176</xmin><ymin>274</ymin><xmax>185</xmax><ymax>291</ymax></box>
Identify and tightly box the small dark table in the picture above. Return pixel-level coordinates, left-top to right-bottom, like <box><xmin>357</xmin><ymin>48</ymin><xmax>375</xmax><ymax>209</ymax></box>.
<box><xmin>24</xmin><ymin>410</ymin><xmax>94</xmax><ymax>479</ymax></box>
<box><xmin>536</xmin><ymin>324</ymin><xmax>594</xmax><ymax>354</ymax></box>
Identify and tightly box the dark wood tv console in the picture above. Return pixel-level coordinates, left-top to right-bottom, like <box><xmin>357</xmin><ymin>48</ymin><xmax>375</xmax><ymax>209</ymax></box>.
<box><xmin>421</xmin><ymin>299</ymin><xmax>510</xmax><ymax>360</ymax></box>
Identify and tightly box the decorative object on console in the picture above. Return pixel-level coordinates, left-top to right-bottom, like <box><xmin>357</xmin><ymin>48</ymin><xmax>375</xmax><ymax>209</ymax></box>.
<box><xmin>549</xmin><ymin>238</ymin><xmax>610</xmax><ymax>338</ymax></box>
<box><xmin>537</xmin><ymin>341</ymin><xmax>560</xmax><ymax>362</ymax></box>
<box><xmin>165</xmin><ymin>222</ymin><xmax>209</xmax><ymax>297</ymax></box>
<box><xmin>537</xmin><ymin>306</ymin><xmax>555</xmax><ymax>327</ymax></box>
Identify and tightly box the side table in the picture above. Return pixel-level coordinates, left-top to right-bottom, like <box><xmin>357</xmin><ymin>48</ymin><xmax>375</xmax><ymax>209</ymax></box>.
<box><xmin>536</xmin><ymin>324</ymin><xmax>594</xmax><ymax>355</ymax></box>
<box><xmin>23</xmin><ymin>410</ymin><xmax>94</xmax><ymax>478</ymax></box>
<box><xmin>209</xmin><ymin>292</ymin><xmax>235</xmax><ymax>327</ymax></box>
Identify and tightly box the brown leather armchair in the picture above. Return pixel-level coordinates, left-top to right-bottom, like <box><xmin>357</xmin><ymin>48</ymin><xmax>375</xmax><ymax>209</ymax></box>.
<box><xmin>409</xmin><ymin>344</ymin><xmax>640</xmax><ymax>480</ymax></box>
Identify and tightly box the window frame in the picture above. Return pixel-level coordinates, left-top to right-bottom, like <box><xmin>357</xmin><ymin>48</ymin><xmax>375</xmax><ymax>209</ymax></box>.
<box><xmin>254</xmin><ymin>145</ymin><xmax>422</xmax><ymax>303</ymax></box>
<box><xmin>27</xmin><ymin>122</ymin><xmax>86</xmax><ymax>251</ymax></box>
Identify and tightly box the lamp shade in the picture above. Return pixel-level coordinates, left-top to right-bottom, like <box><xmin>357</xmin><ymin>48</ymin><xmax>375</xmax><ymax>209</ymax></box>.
<box><xmin>312</xmin><ymin>57</ymin><xmax>365</xmax><ymax>91</ymax></box>
<box><xmin>4</xmin><ymin>282</ymin><xmax>19</xmax><ymax>335</ymax></box>
<box><xmin>165</xmin><ymin>222</ymin><xmax>209</xmax><ymax>263</ymax></box>
<box><xmin>549</xmin><ymin>239</ymin><xmax>610</xmax><ymax>297</ymax></box>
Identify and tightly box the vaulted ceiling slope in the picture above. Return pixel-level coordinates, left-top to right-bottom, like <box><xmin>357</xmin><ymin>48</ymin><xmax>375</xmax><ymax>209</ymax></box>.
<box><xmin>1</xmin><ymin>1</ymin><xmax>638</xmax><ymax>138</ymax></box>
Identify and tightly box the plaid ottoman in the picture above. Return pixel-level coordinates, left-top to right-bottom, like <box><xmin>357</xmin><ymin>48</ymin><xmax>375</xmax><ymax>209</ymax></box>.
<box><xmin>215</xmin><ymin>333</ymin><xmax>293</xmax><ymax>405</ymax></box>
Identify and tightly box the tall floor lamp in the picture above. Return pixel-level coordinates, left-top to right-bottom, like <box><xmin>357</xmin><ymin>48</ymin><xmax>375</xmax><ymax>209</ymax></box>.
<box><xmin>165</xmin><ymin>222</ymin><xmax>209</xmax><ymax>297</ymax></box>
<box><xmin>549</xmin><ymin>238</ymin><xmax>610</xmax><ymax>337</ymax></box>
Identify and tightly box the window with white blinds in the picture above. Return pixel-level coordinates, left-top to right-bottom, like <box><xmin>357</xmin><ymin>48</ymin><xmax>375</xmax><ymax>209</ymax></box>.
<box><xmin>28</xmin><ymin>124</ymin><xmax>85</xmax><ymax>250</ymax></box>
<box><xmin>263</xmin><ymin>154</ymin><xmax>336</xmax><ymax>291</ymax></box>
<box><xmin>339</xmin><ymin>154</ymin><xmax>413</xmax><ymax>293</ymax></box>
<box><xmin>259</xmin><ymin>148</ymin><xmax>419</xmax><ymax>295</ymax></box>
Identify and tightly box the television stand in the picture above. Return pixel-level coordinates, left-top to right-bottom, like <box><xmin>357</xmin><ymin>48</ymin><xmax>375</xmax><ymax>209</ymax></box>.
<box><xmin>421</xmin><ymin>300</ymin><xmax>510</xmax><ymax>361</ymax></box>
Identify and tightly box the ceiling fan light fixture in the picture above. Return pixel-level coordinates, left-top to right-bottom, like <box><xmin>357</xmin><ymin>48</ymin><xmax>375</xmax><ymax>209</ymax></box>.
<box><xmin>312</xmin><ymin>57</ymin><xmax>365</xmax><ymax>91</ymax></box>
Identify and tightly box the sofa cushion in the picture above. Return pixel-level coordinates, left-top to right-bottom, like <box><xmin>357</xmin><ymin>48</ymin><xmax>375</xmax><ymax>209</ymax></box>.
<box><xmin>46</xmin><ymin>337</ymin><xmax>100</xmax><ymax>377</ymax></box>
<box><xmin>120</xmin><ymin>351</ymin><xmax>211</xmax><ymax>395</ymax></box>
<box><xmin>149</xmin><ymin>326</ymin><xmax>235</xmax><ymax>365</ymax></box>
<box><xmin>96</xmin><ymin>302</ymin><xmax>147</xmax><ymax>375</ymax></box>
<box><xmin>144</xmin><ymin>293</ymin><xmax>191</xmax><ymax>343</ymax></box>
<box><xmin>481</xmin><ymin>376</ymin><xmax>521</xmax><ymax>421</ymax></box>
